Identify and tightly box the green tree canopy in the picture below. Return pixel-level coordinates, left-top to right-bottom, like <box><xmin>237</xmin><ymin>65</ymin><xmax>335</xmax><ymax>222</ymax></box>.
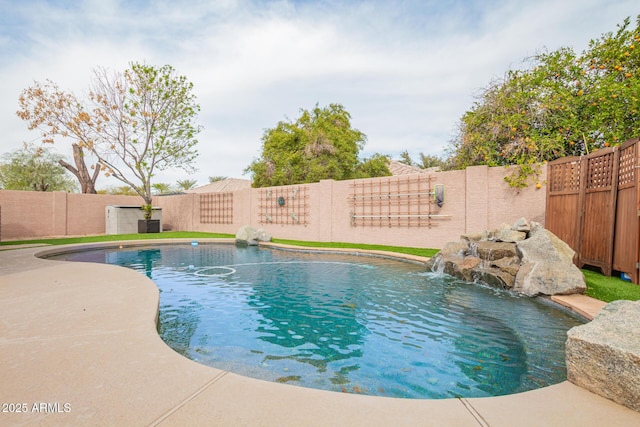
<box><xmin>0</xmin><ymin>144</ymin><xmax>77</xmax><ymax>192</ymax></box>
<box><xmin>356</xmin><ymin>153</ymin><xmax>392</xmax><ymax>178</ymax></box>
<box><xmin>417</xmin><ymin>153</ymin><xmax>447</xmax><ymax>170</ymax></box>
<box><xmin>397</xmin><ymin>151</ymin><xmax>447</xmax><ymax>170</ymax></box>
<box><xmin>447</xmin><ymin>15</ymin><xmax>640</xmax><ymax>187</ymax></box>
<box><xmin>245</xmin><ymin>103</ymin><xmax>390</xmax><ymax>187</ymax></box>
<box><xmin>398</xmin><ymin>150</ymin><xmax>414</xmax><ymax>166</ymax></box>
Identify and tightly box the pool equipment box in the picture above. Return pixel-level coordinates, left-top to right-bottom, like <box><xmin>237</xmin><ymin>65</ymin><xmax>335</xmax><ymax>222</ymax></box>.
<box><xmin>105</xmin><ymin>205</ymin><xmax>162</xmax><ymax>235</ymax></box>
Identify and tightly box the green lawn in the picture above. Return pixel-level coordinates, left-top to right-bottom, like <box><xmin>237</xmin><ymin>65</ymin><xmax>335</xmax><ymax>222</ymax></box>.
<box><xmin>2</xmin><ymin>233</ymin><xmax>638</xmax><ymax>302</ymax></box>
<box><xmin>582</xmin><ymin>269</ymin><xmax>640</xmax><ymax>302</ymax></box>
<box><xmin>0</xmin><ymin>231</ymin><xmax>234</xmax><ymax>246</ymax></box>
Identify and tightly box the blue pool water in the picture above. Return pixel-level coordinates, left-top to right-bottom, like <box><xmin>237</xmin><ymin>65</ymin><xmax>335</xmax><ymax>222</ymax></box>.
<box><xmin>49</xmin><ymin>244</ymin><xmax>585</xmax><ymax>399</ymax></box>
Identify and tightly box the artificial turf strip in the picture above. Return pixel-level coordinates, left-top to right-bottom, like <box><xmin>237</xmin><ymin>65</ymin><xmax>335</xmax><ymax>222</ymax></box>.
<box><xmin>582</xmin><ymin>269</ymin><xmax>640</xmax><ymax>302</ymax></box>
<box><xmin>0</xmin><ymin>231</ymin><xmax>234</xmax><ymax>246</ymax></box>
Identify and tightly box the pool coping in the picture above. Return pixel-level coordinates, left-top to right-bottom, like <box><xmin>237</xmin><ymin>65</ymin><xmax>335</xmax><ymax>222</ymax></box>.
<box><xmin>1</xmin><ymin>238</ymin><xmax>638</xmax><ymax>426</ymax></box>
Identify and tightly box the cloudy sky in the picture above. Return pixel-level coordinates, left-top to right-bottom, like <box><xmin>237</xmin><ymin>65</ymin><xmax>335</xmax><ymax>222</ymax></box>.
<box><xmin>0</xmin><ymin>0</ymin><xmax>637</xmax><ymax>189</ymax></box>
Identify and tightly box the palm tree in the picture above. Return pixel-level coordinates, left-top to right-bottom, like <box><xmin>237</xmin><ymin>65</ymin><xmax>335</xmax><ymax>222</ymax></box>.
<box><xmin>175</xmin><ymin>178</ymin><xmax>197</xmax><ymax>190</ymax></box>
<box><xmin>151</xmin><ymin>182</ymin><xmax>172</xmax><ymax>195</ymax></box>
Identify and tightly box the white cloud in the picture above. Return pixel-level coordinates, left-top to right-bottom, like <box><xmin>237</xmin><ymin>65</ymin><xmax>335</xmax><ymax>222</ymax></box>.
<box><xmin>1</xmin><ymin>0</ymin><xmax>638</xmax><ymax>188</ymax></box>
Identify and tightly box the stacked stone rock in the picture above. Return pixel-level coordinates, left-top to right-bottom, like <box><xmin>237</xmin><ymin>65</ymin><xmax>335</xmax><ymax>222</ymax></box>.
<box><xmin>426</xmin><ymin>217</ymin><xmax>586</xmax><ymax>297</ymax></box>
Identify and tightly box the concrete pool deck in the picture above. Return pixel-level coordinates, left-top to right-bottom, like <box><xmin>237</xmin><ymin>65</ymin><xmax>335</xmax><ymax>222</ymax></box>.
<box><xmin>1</xmin><ymin>240</ymin><xmax>639</xmax><ymax>426</ymax></box>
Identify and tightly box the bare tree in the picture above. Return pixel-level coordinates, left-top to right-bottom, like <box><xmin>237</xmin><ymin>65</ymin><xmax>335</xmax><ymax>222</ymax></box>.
<box><xmin>17</xmin><ymin>80</ymin><xmax>101</xmax><ymax>193</ymax></box>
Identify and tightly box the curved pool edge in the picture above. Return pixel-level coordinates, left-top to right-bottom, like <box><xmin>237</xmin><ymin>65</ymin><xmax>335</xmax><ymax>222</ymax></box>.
<box><xmin>0</xmin><ymin>241</ymin><xmax>638</xmax><ymax>426</ymax></box>
<box><xmin>33</xmin><ymin>237</ymin><xmax>237</xmax><ymax>257</ymax></box>
<box><xmin>260</xmin><ymin>241</ymin><xmax>432</xmax><ymax>263</ymax></box>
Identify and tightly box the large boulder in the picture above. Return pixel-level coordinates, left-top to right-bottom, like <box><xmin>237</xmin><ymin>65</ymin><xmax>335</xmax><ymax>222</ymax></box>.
<box><xmin>513</xmin><ymin>222</ymin><xmax>585</xmax><ymax>296</ymax></box>
<box><xmin>235</xmin><ymin>225</ymin><xmax>272</xmax><ymax>246</ymax></box>
<box><xmin>566</xmin><ymin>300</ymin><xmax>640</xmax><ymax>412</ymax></box>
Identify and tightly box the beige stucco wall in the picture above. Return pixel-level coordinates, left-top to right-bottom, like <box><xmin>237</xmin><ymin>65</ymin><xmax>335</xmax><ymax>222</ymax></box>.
<box><xmin>161</xmin><ymin>164</ymin><xmax>547</xmax><ymax>249</ymax></box>
<box><xmin>67</xmin><ymin>193</ymin><xmax>144</xmax><ymax>236</ymax></box>
<box><xmin>0</xmin><ymin>190</ymin><xmax>141</xmax><ymax>240</ymax></box>
<box><xmin>153</xmin><ymin>193</ymin><xmax>196</xmax><ymax>232</ymax></box>
<box><xmin>255</xmin><ymin>165</ymin><xmax>545</xmax><ymax>248</ymax></box>
<box><xmin>0</xmin><ymin>190</ymin><xmax>56</xmax><ymax>240</ymax></box>
<box><xmin>486</xmin><ymin>165</ymin><xmax>547</xmax><ymax>226</ymax></box>
<box><xmin>325</xmin><ymin>169</ymin><xmax>469</xmax><ymax>248</ymax></box>
<box><xmin>0</xmin><ymin>164</ymin><xmax>547</xmax><ymax>247</ymax></box>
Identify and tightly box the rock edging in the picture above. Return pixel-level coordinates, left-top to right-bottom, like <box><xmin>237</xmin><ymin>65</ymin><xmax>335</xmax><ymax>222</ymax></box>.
<box><xmin>566</xmin><ymin>300</ymin><xmax>640</xmax><ymax>412</ymax></box>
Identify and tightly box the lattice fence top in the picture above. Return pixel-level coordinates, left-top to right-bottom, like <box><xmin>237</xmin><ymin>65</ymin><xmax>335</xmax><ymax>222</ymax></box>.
<box><xmin>549</xmin><ymin>140</ymin><xmax>639</xmax><ymax>193</ymax></box>
<box><xmin>618</xmin><ymin>143</ymin><xmax>637</xmax><ymax>188</ymax></box>
<box><xmin>548</xmin><ymin>160</ymin><xmax>581</xmax><ymax>193</ymax></box>
<box><xmin>586</xmin><ymin>151</ymin><xmax>615</xmax><ymax>190</ymax></box>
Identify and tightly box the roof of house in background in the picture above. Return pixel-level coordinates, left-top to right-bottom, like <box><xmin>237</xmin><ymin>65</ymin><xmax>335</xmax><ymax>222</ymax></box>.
<box><xmin>187</xmin><ymin>178</ymin><xmax>252</xmax><ymax>193</ymax></box>
<box><xmin>388</xmin><ymin>160</ymin><xmax>429</xmax><ymax>176</ymax></box>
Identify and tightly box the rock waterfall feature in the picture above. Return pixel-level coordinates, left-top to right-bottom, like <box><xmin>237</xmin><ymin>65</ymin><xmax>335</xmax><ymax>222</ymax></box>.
<box><xmin>425</xmin><ymin>218</ymin><xmax>586</xmax><ymax>297</ymax></box>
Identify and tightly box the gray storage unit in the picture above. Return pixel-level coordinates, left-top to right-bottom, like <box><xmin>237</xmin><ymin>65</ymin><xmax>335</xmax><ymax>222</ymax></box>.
<box><xmin>105</xmin><ymin>205</ymin><xmax>162</xmax><ymax>234</ymax></box>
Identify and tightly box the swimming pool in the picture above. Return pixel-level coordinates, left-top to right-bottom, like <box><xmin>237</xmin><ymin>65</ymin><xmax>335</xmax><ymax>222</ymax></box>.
<box><xmin>48</xmin><ymin>243</ymin><xmax>585</xmax><ymax>399</ymax></box>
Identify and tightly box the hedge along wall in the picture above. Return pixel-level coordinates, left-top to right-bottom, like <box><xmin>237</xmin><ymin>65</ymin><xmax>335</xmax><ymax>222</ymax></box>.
<box><xmin>154</xmin><ymin>164</ymin><xmax>547</xmax><ymax>249</ymax></box>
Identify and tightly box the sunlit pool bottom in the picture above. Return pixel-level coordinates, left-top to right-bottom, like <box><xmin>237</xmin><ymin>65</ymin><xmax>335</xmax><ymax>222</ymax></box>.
<box><xmin>48</xmin><ymin>244</ymin><xmax>586</xmax><ymax>399</ymax></box>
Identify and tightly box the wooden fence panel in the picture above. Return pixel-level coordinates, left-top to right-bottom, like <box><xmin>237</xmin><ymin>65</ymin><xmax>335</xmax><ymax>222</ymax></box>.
<box><xmin>614</xmin><ymin>187</ymin><xmax>637</xmax><ymax>280</ymax></box>
<box><xmin>546</xmin><ymin>158</ymin><xmax>582</xmax><ymax>254</ymax></box>
<box><xmin>580</xmin><ymin>190</ymin><xmax>614</xmax><ymax>273</ymax></box>
<box><xmin>578</xmin><ymin>149</ymin><xmax>618</xmax><ymax>276</ymax></box>
<box><xmin>612</xmin><ymin>139</ymin><xmax>640</xmax><ymax>283</ymax></box>
<box><xmin>547</xmin><ymin>137</ymin><xmax>639</xmax><ymax>284</ymax></box>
